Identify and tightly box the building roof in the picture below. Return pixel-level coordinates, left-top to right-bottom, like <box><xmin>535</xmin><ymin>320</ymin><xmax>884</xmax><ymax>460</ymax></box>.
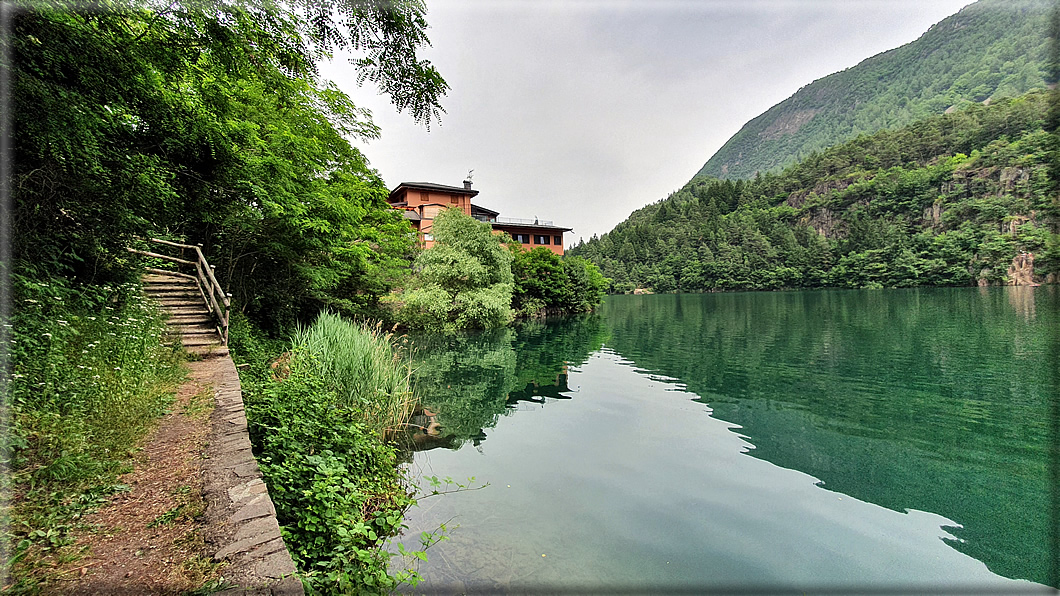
<box><xmin>491</xmin><ymin>222</ymin><xmax>573</xmax><ymax>233</ymax></box>
<box><xmin>390</xmin><ymin>181</ymin><xmax>479</xmax><ymax>199</ymax></box>
<box><xmin>471</xmin><ymin>203</ymin><xmax>500</xmax><ymax>217</ymax></box>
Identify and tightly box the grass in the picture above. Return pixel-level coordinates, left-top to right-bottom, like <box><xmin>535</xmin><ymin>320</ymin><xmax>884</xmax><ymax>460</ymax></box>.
<box><xmin>290</xmin><ymin>312</ymin><xmax>417</xmax><ymax>440</ymax></box>
<box><xmin>236</xmin><ymin>311</ymin><xmax>427</xmax><ymax>593</ymax></box>
<box><xmin>5</xmin><ymin>274</ymin><xmax>186</xmax><ymax>589</ymax></box>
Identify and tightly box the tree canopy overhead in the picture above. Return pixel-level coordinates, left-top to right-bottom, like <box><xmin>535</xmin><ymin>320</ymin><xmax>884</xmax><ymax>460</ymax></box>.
<box><xmin>292</xmin><ymin>0</ymin><xmax>449</xmax><ymax>127</ymax></box>
<box><xmin>11</xmin><ymin>0</ymin><xmax>445</xmax><ymax>330</ymax></box>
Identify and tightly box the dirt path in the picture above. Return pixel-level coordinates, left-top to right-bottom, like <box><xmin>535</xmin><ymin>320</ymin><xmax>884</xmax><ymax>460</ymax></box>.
<box><xmin>51</xmin><ymin>359</ymin><xmax>228</xmax><ymax>595</ymax></box>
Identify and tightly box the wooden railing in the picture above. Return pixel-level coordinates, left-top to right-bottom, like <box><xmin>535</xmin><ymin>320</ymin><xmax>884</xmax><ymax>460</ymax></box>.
<box><xmin>128</xmin><ymin>238</ymin><xmax>231</xmax><ymax>345</ymax></box>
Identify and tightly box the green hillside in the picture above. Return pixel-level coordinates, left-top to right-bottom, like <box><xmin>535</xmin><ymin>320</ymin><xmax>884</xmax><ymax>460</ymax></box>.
<box><xmin>697</xmin><ymin>0</ymin><xmax>1052</xmax><ymax>180</ymax></box>
<box><xmin>570</xmin><ymin>91</ymin><xmax>1059</xmax><ymax>292</ymax></box>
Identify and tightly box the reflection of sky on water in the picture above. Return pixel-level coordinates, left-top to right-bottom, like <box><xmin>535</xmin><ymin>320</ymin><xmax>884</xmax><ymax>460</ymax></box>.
<box><xmin>394</xmin><ymin>350</ymin><xmax>1042</xmax><ymax>593</ymax></box>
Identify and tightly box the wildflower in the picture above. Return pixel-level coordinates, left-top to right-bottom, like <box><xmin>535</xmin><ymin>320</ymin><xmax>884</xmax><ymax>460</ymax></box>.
<box><xmin>42</xmin><ymin>332</ymin><xmax>52</xmax><ymax>338</ymax></box>
<box><xmin>24</xmin><ymin>299</ymin><xmax>37</xmax><ymax>304</ymax></box>
<box><xmin>87</xmin><ymin>317</ymin><xmax>96</xmax><ymax>321</ymax></box>
<box><xmin>58</xmin><ymin>320</ymin><xmax>68</xmax><ymax>325</ymax></box>
<box><xmin>114</xmin><ymin>367</ymin><xmax>121</xmax><ymax>371</ymax></box>
<box><xmin>92</xmin><ymin>375</ymin><xmax>100</xmax><ymax>379</ymax></box>
<box><xmin>78</xmin><ymin>365</ymin><xmax>86</xmax><ymax>369</ymax></box>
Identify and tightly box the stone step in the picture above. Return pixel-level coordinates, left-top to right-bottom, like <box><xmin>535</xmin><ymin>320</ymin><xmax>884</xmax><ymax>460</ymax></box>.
<box><xmin>150</xmin><ymin>292</ymin><xmax>201</xmax><ymax>301</ymax></box>
<box><xmin>145</xmin><ymin>283</ymin><xmax>199</xmax><ymax>291</ymax></box>
<box><xmin>143</xmin><ymin>273</ymin><xmax>187</xmax><ymax>281</ymax></box>
<box><xmin>176</xmin><ymin>326</ymin><xmax>219</xmax><ymax>336</ymax></box>
<box><xmin>145</xmin><ymin>283</ymin><xmax>198</xmax><ymax>290</ymax></box>
<box><xmin>163</xmin><ymin>307</ymin><xmax>213</xmax><ymax>315</ymax></box>
<box><xmin>167</xmin><ymin>315</ymin><xmax>214</xmax><ymax>323</ymax></box>
<box><xmin>186</xmin><ymin>344</ymin><xmax>229</xmax><ymax>358</ymax></box>
<box><xmin>181</xmin><ymin>334</ymin><xmax>222</xmax><ymax>347</ymax></box>
<box><xmin>158</xmin><ymin>299</ymin><xmax>207</xmax><ymax>308</ymax></box>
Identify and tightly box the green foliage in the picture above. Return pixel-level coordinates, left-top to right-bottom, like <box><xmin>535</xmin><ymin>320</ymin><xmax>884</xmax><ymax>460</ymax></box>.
<box><xmin>511</xmin><ymin>247</ymin><xmax>566</xmax><ymax>316</ymax></box>
<box><xmin>7</xmin><ymin>273</ymin><xmax>184</xmax><ymax>588</ymax></box>
<box><xmin>699</xmin><ymin>0</ymin><xmax>1052</xmax><ymax>179</ymax></box>
<box><xmin>12</xmin><ymin>0</ymin><xmax>435</xmax><ymax>334</ymax></box>
<box><xmin>390</xmin><ymin>209</ymin><xmax>514</xmax><ymax>330</ymax></box>
<box><xmin>245</xmin><ymin>356</ymin><xmax>414</xmax><ymax>594</ymax></box>
<box><xmin>571</xmin><ymin>91</ymin><xmax>1058</xmax><ymax>292</ymax></box>
<box><xmin>510</xmin><ymin>248</ymin><xmax>609</xmax><ymax>316</ymax></box>
<box><xmin>291</xmin><ymin>313</ymin><xmax>416</xmax><ymax>439</ymax></box>
<box><xmin>289</xmin><ymin>0</ymin><xmax>449</xmax><ymax>127</ymax></box>
<box><xmin>562</xmin><ymin>256</ymin><xmax>610</xmax><ymax>313</ymax></box>
<box><xmin>240</xmin><ymin>312</ymin><xmax>429</xmax><ymax>593</ymax></box>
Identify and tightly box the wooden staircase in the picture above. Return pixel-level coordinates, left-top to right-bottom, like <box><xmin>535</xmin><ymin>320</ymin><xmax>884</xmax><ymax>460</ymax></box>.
<box><xmin>131</xmin><ymin>239</ymin><xmax>232</xmax><ymax>358</ymax></box>
<box><xmin>144</xmin><ymin>273</ymin><xmax>228</xmax><ymax>357</ymax></box>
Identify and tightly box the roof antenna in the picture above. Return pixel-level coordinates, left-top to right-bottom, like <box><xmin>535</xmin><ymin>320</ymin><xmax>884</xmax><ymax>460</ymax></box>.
<box><xmin>463</xmin><ymin>169</ymin><xmax>474</xmax><ymax>190</ymax></box>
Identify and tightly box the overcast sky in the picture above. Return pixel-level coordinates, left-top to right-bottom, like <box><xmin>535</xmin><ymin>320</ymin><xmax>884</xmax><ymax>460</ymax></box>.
<box><xmin>318</xmin><ymin>0</ymin><xmax>975</xmax><ymax>245</ymax></box>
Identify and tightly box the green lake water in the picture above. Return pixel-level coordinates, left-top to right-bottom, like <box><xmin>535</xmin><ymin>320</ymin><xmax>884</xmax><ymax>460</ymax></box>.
<box><xmin>395</xmin><ymin>287</ymin><xmax>1058</xmax><ymax>593</ymax></box>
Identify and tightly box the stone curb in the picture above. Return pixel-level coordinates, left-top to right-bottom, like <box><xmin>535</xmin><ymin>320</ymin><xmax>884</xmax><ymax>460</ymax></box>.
<box><xmin>200</xmin><ymin>354</ymin><xmax>305</xmax><ymax>596</ymax></box>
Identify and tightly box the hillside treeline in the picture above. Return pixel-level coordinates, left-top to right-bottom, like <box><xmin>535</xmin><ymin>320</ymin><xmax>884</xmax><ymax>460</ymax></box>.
<box><xmin>698</xmin><ymin>0</ymin><xmax>1052</xmax><ymax>179</ymax></box>
<box><xmin>570</xmin><ymin>91</ymin><xmax>1059</xmax><ymax>293</ymax></box>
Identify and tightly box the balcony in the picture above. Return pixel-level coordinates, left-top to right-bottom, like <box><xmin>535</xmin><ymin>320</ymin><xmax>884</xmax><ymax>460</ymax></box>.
<box><xmin>494</xmin><ymin>216</ymin><xmax>553</xmax><ymax>226</ymax></box>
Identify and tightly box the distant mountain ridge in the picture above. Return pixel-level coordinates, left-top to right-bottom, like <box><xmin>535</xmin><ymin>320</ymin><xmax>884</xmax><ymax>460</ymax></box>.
<box><xmin>697</xmin><ymin>0</ymin><xmax>1052</xmax><ymax>180</ymax></box>
<box><xmin>570</xmin><ymin>91</ymin><xmax>1057</xmax><ymax>292</ymax></box>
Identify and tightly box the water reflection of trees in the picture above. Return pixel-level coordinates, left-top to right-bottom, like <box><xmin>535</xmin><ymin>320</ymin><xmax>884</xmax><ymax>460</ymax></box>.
<box><xmin>404</xmin><ymin>315</ymin><xmax>607</xmax><ymax>450</ymax></box>
<box><xmin>600</xmin><ymin>287</ymin><xmax>1058</xmax><ymax>587</ymax></box>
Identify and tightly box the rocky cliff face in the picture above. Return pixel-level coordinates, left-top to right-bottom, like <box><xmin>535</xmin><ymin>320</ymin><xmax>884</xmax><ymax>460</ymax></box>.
<box><xmin>1005</xmin><ymin>252</ymin><xmax>1039</xmax><ymax>286</ymax></box>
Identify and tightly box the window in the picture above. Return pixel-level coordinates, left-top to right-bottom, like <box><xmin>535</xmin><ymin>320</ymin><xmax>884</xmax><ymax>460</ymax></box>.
<box><xmin>554</xmin><ymin>235</ymin><xmax>562</xmax><ymax>245</ymax></box>
<box><xmin>535</xmin><ymin>235</ymin><xmax>550</xmax><ymax>245</ymax></box>
<box><xmin>423</xmin><ymin>234</ymin><xmax>434</xmax><ymax>241</ymax></box>
<box><xmin>513</xmin><ymin>234</ymin><xmax>529</xmax><ymax>244</ymax></box>
<box><xmin>419</xmin><ymin>191</ymin><xmax>429</xmax><ymax>203</ymax></box>
<box><xmin>450</xmin><ymin>195</ymin><xmax>459</xmax><ymax>204</ymax></box>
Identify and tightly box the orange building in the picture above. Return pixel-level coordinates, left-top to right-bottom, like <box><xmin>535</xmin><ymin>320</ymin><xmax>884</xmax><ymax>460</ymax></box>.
<box><xmin>388</xmin><ymin>180</ymin><xmax>572</xmax><ymax>255</ymax></box>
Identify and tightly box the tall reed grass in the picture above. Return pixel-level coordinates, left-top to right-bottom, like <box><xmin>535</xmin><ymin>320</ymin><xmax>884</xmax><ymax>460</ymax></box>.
<box><xmin>239</xmin><ymin>312</ymin><xmax>421</xmax><ymax>591</ymax></box>
<box><xmin>290</xmin><ymin>312</ymin><xmax>416</xmax><ymax>439</ymax></box>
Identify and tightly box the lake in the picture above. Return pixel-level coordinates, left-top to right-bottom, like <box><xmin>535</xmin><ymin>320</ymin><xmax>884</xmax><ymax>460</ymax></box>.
<box><xmin>394</xmin><ymin>287</ymin><xmax>1058</xmax><ymax>593</ymax></box>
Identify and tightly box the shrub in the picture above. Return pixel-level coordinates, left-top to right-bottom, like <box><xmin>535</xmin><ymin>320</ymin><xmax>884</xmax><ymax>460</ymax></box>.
<box><xmin>246</xmin><ymin>356</ymin><xmax>414</xmax><ymax>594</ymax></box>
<box><xmin>389</xmin><ymin>209</ymin><xmax>514</xmax><ymax>330</ymax></box>
<box><xmin>241</xmin><ymin>311</ymin><xmax>422</xmax><ymax>593</ymax></box>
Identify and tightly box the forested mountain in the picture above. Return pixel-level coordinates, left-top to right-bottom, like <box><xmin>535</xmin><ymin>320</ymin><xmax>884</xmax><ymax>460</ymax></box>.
<box><xmin>569</xmin><ymin>91</ymin><xmax>1059</xmax><ymax>292</ymax></box>
<box><xmin>697</xmin><ymin>0</ymin><xmax>1052</xmax><ymax>180</ymax></box>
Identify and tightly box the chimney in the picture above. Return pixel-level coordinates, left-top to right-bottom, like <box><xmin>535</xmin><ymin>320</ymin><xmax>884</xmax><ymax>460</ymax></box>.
<box><xmin>463</xmin><ymin>179</ymin><xmax>472</xmax><ymax>190</ymax></box>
